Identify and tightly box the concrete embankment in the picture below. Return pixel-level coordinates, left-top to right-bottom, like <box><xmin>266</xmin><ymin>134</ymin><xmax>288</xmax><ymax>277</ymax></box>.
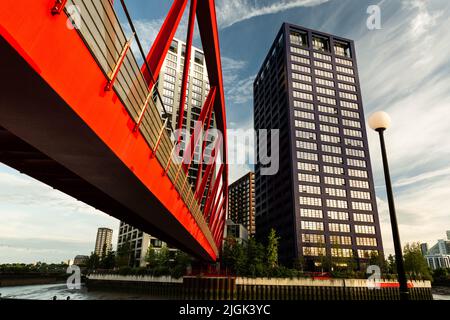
<box><xmin>86</xmin><ymin>274</ymin><xmax>433</xmax><ymax>300</ymax></box>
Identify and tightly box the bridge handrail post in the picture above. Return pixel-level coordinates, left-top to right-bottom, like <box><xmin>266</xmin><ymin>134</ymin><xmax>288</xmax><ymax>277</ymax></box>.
<box><xmin>164</xmin><ymin>143</ymin><xmax>178</xmax><ymax>176</ymax></box>
<box><xmin>133</xmin><ymin>91</ymin><xmax>153</xmax><ymax>132</ymax></box>
<box><xmin>105</xmin><ymin>32</ymin><xmax>135</xmax><ymax>91</ymax></box>
<box><xmin>151</xmin><ymin>118</ymin><xmax>168</xmax><ymax>158</ymax></box>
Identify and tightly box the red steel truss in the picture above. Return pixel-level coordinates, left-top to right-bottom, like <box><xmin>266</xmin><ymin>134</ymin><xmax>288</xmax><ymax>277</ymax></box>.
<box><xmin>0</xmin><ymin>0</ymin><xmax>228</xmax><ymax>261</ymax></box>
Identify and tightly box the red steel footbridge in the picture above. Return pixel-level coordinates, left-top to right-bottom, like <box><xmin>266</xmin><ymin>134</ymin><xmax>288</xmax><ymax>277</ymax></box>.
<box><xmin>0</xmin><ymin>0</ymin><xmax>228</xmax><ymax>261</ymax></box>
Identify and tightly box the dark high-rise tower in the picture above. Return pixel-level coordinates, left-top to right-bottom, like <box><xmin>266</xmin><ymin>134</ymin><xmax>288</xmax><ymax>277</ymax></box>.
<box><xmin>254</xmin><ymin>23</ymin><xmax>384</xmax><ymax>268</ymax></box>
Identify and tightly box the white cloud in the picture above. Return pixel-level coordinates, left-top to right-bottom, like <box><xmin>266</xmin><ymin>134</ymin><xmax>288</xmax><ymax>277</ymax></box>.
<box><xmin>393</xmin><ymin>167</ymin><xmax>450</xmax><ymax>188</ymax></box>
<box><xmin>123</xmin><ymin>11</ymin><xmax>190</xmax><ymax>60</ymax></box>
<box><xmin>225</xmin><ymin>75</ymin><xmax>255</xmax><ymax>105</ymax></box>
<box><xmin>216</xmin><ymin>0</ymin><xmax>331</xmax><ymax>29</ymax></box>
<box><xmin>220</xmin><ymin>56</ymin><xmax>255</xmax><ymax>105</ymax></box>
<box><xmin>227</xmin><ymin>117</ymin><xmax>255</xmax><ymax>183</ymax></box>
<box><xmin>0</xmin><ymin>165</ymin><xmax>119</xmax><ymax>263</ymax></box>
<box><xmin>358</xmin><ymin>1</ymin><xmax>450</xmax><ymax>255</ymax></box>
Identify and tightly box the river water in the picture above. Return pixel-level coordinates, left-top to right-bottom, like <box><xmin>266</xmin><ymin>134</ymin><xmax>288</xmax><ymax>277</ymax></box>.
<box><xmin>1</xmin><ymin>283</ymin><xmax>449</xmax><ymax>300</ymax></box>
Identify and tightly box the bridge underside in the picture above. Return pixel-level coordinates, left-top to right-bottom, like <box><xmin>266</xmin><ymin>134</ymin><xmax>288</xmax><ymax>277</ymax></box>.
<box><xmin>0</xmin><ymin>36</ymin><xmax>213</xmax><ymax>261</ymax></box>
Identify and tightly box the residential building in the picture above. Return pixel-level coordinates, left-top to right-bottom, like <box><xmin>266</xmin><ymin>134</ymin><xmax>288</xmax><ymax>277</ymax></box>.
<box><xmin>154</xmin><ymin>37</ymin><xmax>214</xmax><ymax>186</ymax></box>
<box><xmin>253</xmin><ymin>23</ymin><xmax>384</xmax><ymax>268</ymax></box>
<box><xmin>73</xmin><ymin>255</ymin><xmax>89</xmax><ymax>266</ymax></box>
<box><xmin>224</xmin><ymin>219</ymin><xmax>249</xmax><ymax>244</ymax></box>
<box><xmin>424</xmin><ymin>232</ymin><xmax>450</xmax><ymax>270</ymax></box>
<box><xmin>420</xmin><ymin>243</ymin><xmax>429</xmax><ymax>256</ymax></box>
<box><xmin>117</xmin><ymin>222</ymin><xmax>178</xmax><ymax>267</ymax></box>
<box><xmin>94</xmin><ymin>227</ymin><xmax>113</xmax><ymax>257</ymax></box>
<box><xmin>116</xmin><ymin>39</ymin><xmax>213</xmax><ymax>267</ymax></box>
<box><xmin>228</xmin><ymin>172</ymin><xmax>255</xmax><ymax>236</ymax></box>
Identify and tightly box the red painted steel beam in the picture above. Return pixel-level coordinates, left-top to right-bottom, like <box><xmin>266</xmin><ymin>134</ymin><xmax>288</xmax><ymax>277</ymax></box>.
<box><xmin>202</xmin><ymin>163</ymin><xmax>223</xmax><ymax>218</ymax></box>
<box><xmin>214</xmin><ymin>218</ymin><xmax>225</xmax><ymax>245</ymax></box>
<box><xmin>177</xmin><ymin>0</ymin><xmax>198</xmax><ymax>133</ymax></box>
<box><xmin>196</xmin><ymin>0</ymin><xmax>228</xmax><ymax>210</ymax></box>
<box><xmin>214</xmin><ymin>214</ymin><xmax>225</xmax><ymax>245</ymax></box>
<box><xmin>213</xmin><ymin>207</ymin><xmax>224</xmax><ymax>238</ymax></box>
<box><xmin>211</xmin><ymin>195</ymin><xmax>225</xmax><ymax>236</ymax></box>
<box><xmin>209</xmin><ymin>185</ymin><xmax>225</xmax><ymax>229</ymax></box>
<box><xmin>195</xmin><ymin>134</ymin><xmax>221</xmax><ymax>200</ymax></box>
<box><xmin>194</xmin><ymin>87</ymin><xmax>217</xmax><ymax>192</ymax></box>
<box><xmin>208</xmin><ymin>186</ymin><xmax>223</xmax><ymax>228</ymax></box>
<box><xmin>51</xmin><ymin>0</ymin><xmax>68</xmax><ymax>15</ymax></box>
<box><xmin>141</xmin><ymin>0</ymin><xmax>188</xmax><ymax>88</ymax></box>
<box><xmin>182</xmin><ymin>86</ymin><xmax>216</xmax><ymax>172</ymax></box>
<box><xmin>212</xmin><ymin>187</ymin><xmax>227</xmax><ymax>236</ymax></box>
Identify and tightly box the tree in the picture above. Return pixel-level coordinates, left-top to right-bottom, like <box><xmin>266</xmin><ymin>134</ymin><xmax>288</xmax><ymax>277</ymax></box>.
<box><xmin>369</xmin><ymin>251</ymin><xmax>385</xmax><ymax>272</ymax></box>
<box><xmin>116</xmin><ymin>240</ymin><xmax>133</xmax><ymax>268</ymax></box>
<box><xmin>246</xmin><ymin>238</ymin><xmax>266</xmax><ymax>277</ymax></box>
<box><xmin>156</xmin><ymin>245</ymin><xmax>171</xmax><ymax>267</ymax></box>
<box><xmin>153</xmin><ymin>245</ymin><xmax>171</xmax><ymax>276</ymax></box>
<box><xmin>386</xmin><ymin>254</ymin><xmax>396</xmax><ymax>274</ymax></box>
<box><xmin>145</xmin><ymin>244</ymin><xmax>158</xmax><ymax>268</ymax></box>
<box><xmin>266</xmin><ymin>229</ymin><xmax>280</xmax><ymax>269</ymax></box>
<box><xmin>432</xmin><ymin>268</ymin><xmax>449</xmax><ymax>283</ymax></box>
<box><xmin>86</xmin><ymin>252</ymin><xmax>100</xmax><ymax>270</ymax></box>
<box><xmin>172</xmin><ymin>251</ymin><xmax>191</xmax><ymax>278</ymax></box>
<box><xmin>220</xmin><ymin>237</ymin><xmax>247</xmax><ymax>275</ymax></box>
<box><xmin>403</xmin><ymin>242</ymin><xmax>432</xmax><ymax>280</ymax></box>
<box><xmin>99</xmin><ymin>250</ymin><xmax>116</xmax><ymax>269</ymax></box>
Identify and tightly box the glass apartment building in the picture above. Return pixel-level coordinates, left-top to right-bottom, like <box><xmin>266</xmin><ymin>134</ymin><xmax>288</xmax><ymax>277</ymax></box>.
<box><xmin>254</xmin><ymin>23</ymin><xmax>384</xmax><ymax>268</ymax></box>
<box><xmin>154</xmin><ymin>38</ymin><xmax>215</xmax><ymax>185</ymax></box>
<box><xmin>117</xmin><ymin>222</ymin><xmax>178</xmax><ymax>267</ymax></box>
<box><xmin>117</xmin><ymin>39</ymin><xmax>214</xmax><ymax>266</ymax></box>
<box><xmin>228</xmin><ymin>172</ymin><xmax>256</xmax><ymax>237</ymax></box>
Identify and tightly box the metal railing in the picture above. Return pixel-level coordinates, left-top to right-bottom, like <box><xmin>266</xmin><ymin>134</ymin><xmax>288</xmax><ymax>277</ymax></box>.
<box><xmin>63</xmin><ymin>0</ymin><xmax>217</xmax><ymax>255</ymax></box>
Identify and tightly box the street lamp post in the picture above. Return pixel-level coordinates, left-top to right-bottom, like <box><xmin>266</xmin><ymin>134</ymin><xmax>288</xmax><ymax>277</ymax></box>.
<box><xmin>368</xmin><ymin>111</ymin><xmax>409</xmax><ymax>301</ymax></box>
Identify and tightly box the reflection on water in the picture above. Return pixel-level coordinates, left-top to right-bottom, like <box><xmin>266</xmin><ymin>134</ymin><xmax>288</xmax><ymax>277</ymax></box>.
<box><xmin>432</xmin><ymin>286</ymin><xmax>450</xmax><ymax>301</ymax></box>
<box><xmin>1</xmin><ymin>283</ymin><xmax>449</xmax><ymax>300</ymax></box>
<box><xmin>0</xmin><ymin>283</ymin><xmax>163</xmax><ymax>300</ymax></box>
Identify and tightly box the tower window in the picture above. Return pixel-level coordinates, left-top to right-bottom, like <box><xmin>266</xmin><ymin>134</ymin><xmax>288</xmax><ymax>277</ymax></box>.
<box><xmin>290</xmin><ymin>31</ymin><xmax>308</xmax><ymax>47</ymax></box>
<box><xmin>194</xmin><ymin>51</ymin><xmax>204</xmax><ymax>65</ymax></box>
<box><xmin>169</xmin><ymin>40</ymin><xmax>178</xmax><ymax>54</ymax></box>
<box><xmin>312</xmin><ymin>35</ymin><xmax>330</xmax><ymax>52</ymax></box>
<box><xmin>334</xmin><ymin>40</ymin><xmax>352</xmax><ymax>58</ymax></box>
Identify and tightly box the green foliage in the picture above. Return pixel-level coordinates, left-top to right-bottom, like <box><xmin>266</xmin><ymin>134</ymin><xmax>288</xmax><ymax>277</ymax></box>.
<box><xmin>266</xmin><ymin>229</ymin><xmax>280</xmax><ymax>269</ymax></box>
<box><xmin>116</xmin><ymin>240</ymin><xmax>133</xmax><ymax>268</ymax></box>
<box><xmin>145</xmin><ymin>244</ymin><xmax>158</xmax><ymax>268</ymax></box>
<box><xmin>221</xmin><ymin>231</ymin><xmax>303</xmax><ymax>278</ymax></box>
<box><xmin>157</xmin><ymin>245</ymin><xmax>171</xmax><ymax>267</ymax></box>
<box><xmin>403</xmin><ymin>242</ymin><xmax>432</xmax><ymax>280</ymax></box>
<box><xmin>246</xmin><ymin>238</ymin><xmax>266</xmax><ymax>277</ymax></box>
<box><xmin>0</xmin><ymin>262</ymin><xmax>68</xmax><ymax>274</ymax></box>
<box><xmin>386</xmin><ymin>254</ymin><xmax>396</xmax><ymax>274</ymax></box>
<box><xmin>86</xmin><ymin>252</ymin><xmax>100</xmax><ymax>270</ymax></box>
<box><xmin>432</xmin><ymin>268</ymin><xmax>450</xmax><ymax>284</ymax></box>
<box><xmin>171</xmin><ymin>251</ymin><xmax>191</xmax><ymax>278</ymax></box>
<box><xmin>98</xmin><ymin>250</ymin><xmax>115</xmax><ymax>269</ymax></box>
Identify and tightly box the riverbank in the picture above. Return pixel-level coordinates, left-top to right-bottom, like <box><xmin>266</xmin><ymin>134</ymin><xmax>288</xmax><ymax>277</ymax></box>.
<box><xmin>0</xmin><ymin>282</ymin><xmax>447</xmax><ymax>300</ymax></box>
<box><xmin>0</xmin><ymin>274</ymin><xmax>67</xmax><ymax>287</ymax></box>
<box><xmin>86</xmin><ymin>274</ymin><xmax>433</xmax><ymax>300</ymax></box>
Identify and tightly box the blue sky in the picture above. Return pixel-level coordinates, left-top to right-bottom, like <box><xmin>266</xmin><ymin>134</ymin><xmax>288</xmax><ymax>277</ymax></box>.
<box><xmin>1</xmin><ymin>0</ymin><xmax>450</xmax><ymax>263</ymax></box>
